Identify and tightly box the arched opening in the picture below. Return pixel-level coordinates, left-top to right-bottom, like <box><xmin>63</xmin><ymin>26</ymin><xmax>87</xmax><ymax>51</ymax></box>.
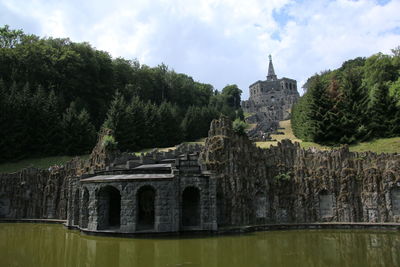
<box><xmin>0</xmin><ymin>196</ymin><xmax>10</xmax><ymax>218</ymax></box>
<box><xmin>137</xmin><ymin>186</ymin><xmax>156</xmax><ymax>230</ymax></box>
<box><xmin>81</xmin><ymin>188</ymin><xmax>89</xmax><ymax>228</ymax></box>
<box><xmin>255</xmin><ymin>191</ymin><xmax>267</xmax><ymax>219</ymax></box>
<box><xmin>319</xmin><ymin>190</ymin><xmax>333</xmax><ymax>217</ymax></box>
<box><xmin>97</xmin><ymin>186</ymin><xmax>121</xmax><ymax>230</ymax></box>
<box><xmin>73</xmin><ymin>189</ymin><xmax>80</xmax><ymax>226</ymax></box>
<box><xmin>217</xmin><ymin>192</ymin><xmax>225</xmax><ymax>226</ymax></box>
<box><xmin>391</xmin><ymin>188</ymin><xmax>400</xmax><ymax>215</ymax></box>
<box><xmin>182</xmin><ymin>187</ymin><xmax>200</xmax><ymax>227</ymax></box>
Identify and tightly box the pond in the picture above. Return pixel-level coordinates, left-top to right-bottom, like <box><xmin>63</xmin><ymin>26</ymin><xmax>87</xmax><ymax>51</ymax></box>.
<box><xmin>1</xmin><ymin>223</ymin><xmax>400</xmax><ymax>267</ymax></box>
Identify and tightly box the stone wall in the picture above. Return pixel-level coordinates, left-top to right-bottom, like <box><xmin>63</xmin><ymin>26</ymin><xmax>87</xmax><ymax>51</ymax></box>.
<box><xmin>0</xmin><ymin>129</ymin><xmax>112</xmax><ymax>220</ymax></box>
<box><xmin>200</xmin><ymin>117</ymin><xmax>400</xmax><ymax>226</ymax></box>
<box><xmin>0</xmin><ymin>159</ymin><xmax>82</xmax><ymax>219</ymax></box>
<box><xmin>0</xmin><ymin>130</ymin><xmax>203</xmax><ymax>222</ymax></box>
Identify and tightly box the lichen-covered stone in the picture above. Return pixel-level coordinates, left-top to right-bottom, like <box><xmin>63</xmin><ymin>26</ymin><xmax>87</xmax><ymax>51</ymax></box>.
<box><xmin>200</xmin><ymin>116</ymin><xmax>400</xmax><ymax>226</ymax></box>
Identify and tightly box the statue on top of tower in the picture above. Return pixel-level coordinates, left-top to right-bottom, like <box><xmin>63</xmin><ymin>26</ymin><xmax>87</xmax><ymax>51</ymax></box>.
<box><xmin>267</xmin><ymin>54</ymin><xmax>277</xmax><ymax>81</ymax></box>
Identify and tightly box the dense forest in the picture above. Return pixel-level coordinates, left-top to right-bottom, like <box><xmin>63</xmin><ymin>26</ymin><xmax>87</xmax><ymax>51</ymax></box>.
<box><xmin>0</xmin><ymin>25</ymin><xmax>243</xmax><ymax>162</ymax></box>
<box><xmin>291</xmin><ymin>48</ymin><xmax>400</xmax><ymax>145</ymax></box>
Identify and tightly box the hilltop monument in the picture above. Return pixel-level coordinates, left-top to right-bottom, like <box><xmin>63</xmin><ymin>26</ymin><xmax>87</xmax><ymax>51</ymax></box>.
<box><xmin>242</xmin><ymin>55</ymin><xmax>300</xmax><ymax>139</ymax></box>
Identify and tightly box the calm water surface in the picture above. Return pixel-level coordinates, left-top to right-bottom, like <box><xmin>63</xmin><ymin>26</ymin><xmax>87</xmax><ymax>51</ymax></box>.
<box><xmin>1</xmin><ymin>223</ymin><xmax>400</xmax><ymax>267</ymax></box>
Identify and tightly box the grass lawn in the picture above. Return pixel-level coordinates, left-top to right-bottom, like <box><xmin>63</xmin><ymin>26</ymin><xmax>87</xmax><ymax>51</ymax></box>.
<box><xmin>246</xmin><ymin>123</ymin><xmax>257</xmax><ymax>131</ymax></box>
<box><xmin>244</xmin><ymin>112</ymin><xmax>255</xmax><ymax>118</ymax></box>
<box><xmin>256</xmin><ymin>120</ymin><xmax>400</xmax><ymax>153</ymax></box>
<box><xmin>184</xmin><ymin>138</ymin><xmax>206</xmax><ymax>145</ymax></box>
<box><xmin>134</xmin><ymin>146</ymin><xmax>176</xmax><ymax>156</ymax></box>
<box><xmin>0</xmin><ymin>154</ymin><xmax>90</xmax><ymax>174</ymax></box>
<box><xmin>348</xmin><ymin>137</ymin><xmax>400</xmax><ymax>154</ymax></box>
<box><xmin>133</xmin><ymin>138</ymin><xmax>207</xmax><ymax>156</ymax></box>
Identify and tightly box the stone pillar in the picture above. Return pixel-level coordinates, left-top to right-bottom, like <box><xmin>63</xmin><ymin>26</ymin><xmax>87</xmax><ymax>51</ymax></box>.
<box><xmin>209</xmin><ymin>175</ymin><xmax>218</xmax><ymax>231</ymax></box>
<box><xmin>66</xmin><ymin>178</ymin><xmax>74</xmax><ymax>227</ymax></box>
<box><xmin>121</xmin><ymin>184</ymin><xmax>135</xmax><ymax>232</ymax></box>
<box><xmin>87</xmin><ymin>185</ymin><xmax>98</xmax><ymax>231</ymax></box>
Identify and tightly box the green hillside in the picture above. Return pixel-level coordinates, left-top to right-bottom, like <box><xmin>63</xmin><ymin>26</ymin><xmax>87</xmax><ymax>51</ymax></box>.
<box><xmin>0</xmin><ymin>155</ymin><xmax>89</xmax><ymax>174</ymax></box>
<box><xmin>291</xmin><ymin>49</ymin><xmax>400</xmax><ymax>146</ymax></box>
<box><xmin>257</xmin><ymin>120</ymin><xmax>400</xmax><ymax>153</ymax></box>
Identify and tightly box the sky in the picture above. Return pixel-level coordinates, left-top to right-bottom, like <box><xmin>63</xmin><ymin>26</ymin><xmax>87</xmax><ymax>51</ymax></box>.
<box><xmin>1</xmin><ymin>0</ymin><xmax>400</xmax><ymax>99</ymax></box>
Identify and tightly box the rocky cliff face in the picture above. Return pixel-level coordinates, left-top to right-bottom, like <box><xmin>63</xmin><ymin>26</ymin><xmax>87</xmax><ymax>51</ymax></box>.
<box><xmin>0</xmin><ymin>159</ymin><xmax>82</xmax><ymax>219</ymax></box>
<box><xmin>200</xmin><ymin>117</ymin><xmax>400</xmax><ymax>226</ymax></box>
<box><xmin>0</xmin><ymin>130</ymin><xmax>113</xmax><ymax>220</ymax></box>
<box><xmin>2</xmin><ymin>118</ymin><xmax>400</xmax><ymax>227</ymax></box>
<box><xmin>0</xmin><ymin>129</ymin><xmax>203</xmax><ymax>220</ymax></box>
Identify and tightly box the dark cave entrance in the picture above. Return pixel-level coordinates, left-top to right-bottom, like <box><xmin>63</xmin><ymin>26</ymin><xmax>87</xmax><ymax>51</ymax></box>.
<box><xmin>98</xmin><ymin>186</ymin><xmax>121</xmax><ymax>229</ymax></box>
<box><xmin>182</xmin><ymin>187</ymin><xmax>200</xmax><ymax>227</ymax></box>
<box><xmin>137</xmin><ymin>186</ymin><xmax>156</xmax><ymax>230</ymax></box>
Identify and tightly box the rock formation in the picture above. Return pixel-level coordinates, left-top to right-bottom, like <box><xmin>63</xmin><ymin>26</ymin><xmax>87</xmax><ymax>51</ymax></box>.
<box><xmin>1</xmin><ymin>117</ymin><xmax>400</xmax><ymax>230</ymax></box>
<box><xmin>200</xmin><ymin>116</ymin><xmax>400</xmax><ymax>225</ymax></box>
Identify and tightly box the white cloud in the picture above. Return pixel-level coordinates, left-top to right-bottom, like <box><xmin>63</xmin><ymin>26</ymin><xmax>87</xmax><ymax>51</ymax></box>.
<box><xmin>0</xmin><ymin>0</ymin><xmax>399</xmax><ymax>97</ymax></box>
<box><xmin>269</xmin><ymin>0</ymin><xmax>400</xmax><ymax>93</ymax></box>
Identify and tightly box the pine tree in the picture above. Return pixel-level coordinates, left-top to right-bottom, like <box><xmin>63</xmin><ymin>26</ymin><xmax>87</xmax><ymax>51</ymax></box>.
<box><xmin>181</xmin><ymin>106</ymin><xmax>202</xmax><ymax>141</ymax></box>
<box><xmin>123</xmin><ymin>96</ymin><xmax>146</xmax><ymax>151</ymax></box>
<box><xmin>43</xmin><ymin>90</ymin><xmax>63</xmax><ymax>154</ymax></box>
<box><xmin>103</xmin><ymin>91</ymin><xmax>132</xmax><ymax>151</ymax></box>
<box><xmin>61</xmin><ymin>102</ymin><xmax>96</xmax><ymax>155</ymax></box>
<box><xmin>336</xmin><ymin>70</ymin><xmax>369</xmax><ymax>143</ymax></box>
<box><xmin>367</xmin><ymin>83</ymin><xmax>391</xmax><ymax>137</ymax></box>
<box><xmin>143</xmin><ymin>102</ymin><xmax>160</xmax><ymax>148</ymax></box>
<box><xmin>157</xmin><ymin>101</ymin><xmax>181</xmax><ymax>147</ymax></box>
<box><xmin>307</xmin><ymin>76</ymin><xmax>333</xmax><ymax>143</ymax></box>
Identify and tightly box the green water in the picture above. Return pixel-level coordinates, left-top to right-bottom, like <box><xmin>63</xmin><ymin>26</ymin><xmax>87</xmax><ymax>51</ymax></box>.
<box><xmin>1</xmin><ymin>224</ymin><xmax>400</xmax><ymax>267</ymax></box>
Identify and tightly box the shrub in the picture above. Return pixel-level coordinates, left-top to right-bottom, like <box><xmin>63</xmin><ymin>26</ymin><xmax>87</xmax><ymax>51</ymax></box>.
<box><xmin>232</xmin><ymin>118</ymin><xmax>247</xmax><ymax>136</ymax></box>
<box><xmin>102</xmin><ymin>135</ymin><xmax>118</xmax><ymax>150</ymax></box>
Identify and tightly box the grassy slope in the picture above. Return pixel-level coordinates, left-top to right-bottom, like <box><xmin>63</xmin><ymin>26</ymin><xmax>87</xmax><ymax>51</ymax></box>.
<box><xmin>133</xmin><ymin>138</ymin><xmax>207</xmax><ymax>155</ymax></box>
<box><xmin>256</xmin><ymin>120</ymin><xmax>400</xmax><ymax>153</ymax></box>
<box><xmin>0</xmin><ymin>155</ymin><xmax>90</xmax><ymax>174</ymax></box>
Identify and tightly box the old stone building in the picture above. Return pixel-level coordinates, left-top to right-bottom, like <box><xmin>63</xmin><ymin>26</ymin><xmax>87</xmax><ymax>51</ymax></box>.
<box><xmin>241</xmin><ymin>55</ymin><xmax>299</xmax><ymax>119</ymax></box>
<box><xmin>67</xmin><ymin>153</ymin><xmax>217</xmax><ymax>233</ymax></box>
<box><xmin>241</xmin><ymin>56</ymin><xmax>300</xmax><ymax>140</ymax></box>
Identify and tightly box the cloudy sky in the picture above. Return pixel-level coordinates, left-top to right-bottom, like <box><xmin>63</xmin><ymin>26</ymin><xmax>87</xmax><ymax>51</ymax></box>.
<box><xmin>1</xmin><ymin>0</ymin><xmax>400</xmax><ymax>98</ymax></box>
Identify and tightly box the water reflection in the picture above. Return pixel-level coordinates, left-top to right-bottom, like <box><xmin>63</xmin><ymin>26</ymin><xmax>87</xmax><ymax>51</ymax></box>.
<box><xmin>1</xmin><ymin>223</ymin><xmax>400</xmax><ymax>267</ymax></box>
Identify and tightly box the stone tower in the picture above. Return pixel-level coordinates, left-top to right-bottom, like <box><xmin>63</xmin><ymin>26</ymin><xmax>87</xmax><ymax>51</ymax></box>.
<box><xmin>266</xmin><ymin>55</ymin><xmax>277</xmax><ymax>81</ymax></box>
<box><xmin>241</xmin><ymin>55</ymin><xmax>300</xmax><ymax>139</ymax></box>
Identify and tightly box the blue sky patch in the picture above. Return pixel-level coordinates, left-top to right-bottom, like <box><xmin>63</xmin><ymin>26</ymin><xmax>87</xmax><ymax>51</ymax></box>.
<box><xmin>391</xmin><ymin>26</ymin><xmax>400</xmax><ymax>35</ymax></box>
<box><xmin>376</xmin><ymin>0</ymin><xmax>391</xmax><ymax>6</ymax></box>
<box><xmin>272</xmin><ymin>7</ymin><xmax>293</xmax><ymax>28</ymax></box>
<box><xmin>271</xmin><ymin>31</ymin><xmax>282</xmax><ymax>41</ymax></box>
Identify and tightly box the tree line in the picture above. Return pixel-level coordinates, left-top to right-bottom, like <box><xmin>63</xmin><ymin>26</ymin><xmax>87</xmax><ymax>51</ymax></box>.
<box><xmin>0</xmin><ymin>25</ymin><xmax>243</xmax><ymax>162</ymax></box>
<box><xmin>291</xmin><ymin>48</ymin><xmax>400</xmax><ymax>145</ymax></box>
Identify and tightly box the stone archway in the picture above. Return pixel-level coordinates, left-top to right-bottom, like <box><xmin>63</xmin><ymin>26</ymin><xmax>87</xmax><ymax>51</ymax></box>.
<box><xmin>81</xmin><ymin>188</ymin><xmax>89</xmax><ymax>228</ymax></box>
<box><xmin>217</xmin><ymin>192</ymin><xmax>225</xmax><ymax>226</ymax></box>
<box><xmin>182</xmin><ymin>187</ymin><xmax>200</xmax><ymax>227</ymax></box>
<box><xmin>0</xmin><ymin>196</ymin><xmax>10</xmax><ymax>218</ymax></box>
<box><xmin>391</xmin><ymin>188</ymin><xmax>400</xmax><ymax>216</ymax></box>
<box><xmin>73</xmin><ymin>189</ymin><xmax>80</xmax><ymax>226</ymax></box>
<box><xmin>254</xmin><ymin>191</ymin><xmax>267</xmax><ymax>219</ymax></box>
<box><xmin>137</xmin><ymin>186</ymin><xmax>156</xmax><ymax>230</ymax></box>
<box><xmin>319</xmin><ymin>190</ymin><xmax>333</xmax><ymax>218</ymax></box>
<box><xmin>97</xmin><ymin>186</ymin><xmax>121</xmax><ymax>230</ymax></box>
